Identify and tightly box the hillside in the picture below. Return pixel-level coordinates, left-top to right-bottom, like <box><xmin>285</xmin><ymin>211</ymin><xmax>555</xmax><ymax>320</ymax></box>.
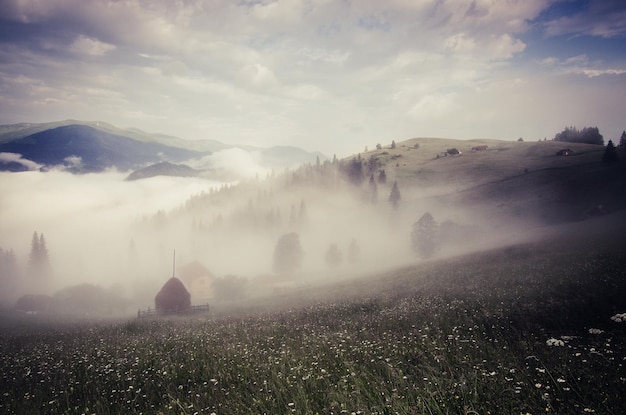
<box><xmin>354</xmin><ymin>138</ymin><xmax>624</xmax><ymax>226</ymax></box>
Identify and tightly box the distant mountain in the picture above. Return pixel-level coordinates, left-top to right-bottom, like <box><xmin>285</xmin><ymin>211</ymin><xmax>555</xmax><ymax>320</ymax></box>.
<box><xmin>0</xmin><ymin>124</ymin><xmax>205</xmax><ymax>173</ymax></box>
<box><xmin>0</xmin><ymin>120</ymin><xmax>326</xmax><ymax>174</ymax></box>
<box><xmin>126</xmin><ymin>161</ymin><xmax>201</xmax><ymax>181</ymax></box>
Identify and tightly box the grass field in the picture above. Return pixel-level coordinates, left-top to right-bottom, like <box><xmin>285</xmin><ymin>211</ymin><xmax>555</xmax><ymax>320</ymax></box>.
<box><xmin>1</xmin><ymin>225</ymin><xmax>625</xmax><ymax>415</ymax></box>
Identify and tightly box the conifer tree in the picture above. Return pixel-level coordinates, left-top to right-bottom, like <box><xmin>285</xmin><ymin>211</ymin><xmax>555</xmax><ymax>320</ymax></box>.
<box><xmin>347</xmin><ymin>239</ymin><xmax>361</xmax><ymax>264</ymax></box>
<box><xmin>378</xmin><ymin>169</ymin><xmax>387</xmax><ymax>184</ymax></box>
<box><xmin>411</xmin><ymin>213</ymin><xmax>438</xmax><ymax>258</ymax></box>
<box><xmin>28</xmin><ymin>231</ymin><xmax>50</xmax><ymax>278</ymax></box>
<box><xmin>388</xmin><ymin>181</ymin><xmax>401</xmax><ymax>209</ymax></box>
<box><xmin>369</xmin><ymin>174</ymin><xmax>378</xmax><ymax>204</ymax></box>
<box><xmin>325</xmin><ymin>244</ymin><xmax>343</xmax><ymax>268</ymax></box>
<box><xmin>602</xmin><ymin>140</ymin><xmax>620</xmax><ymax>163</ymax></box>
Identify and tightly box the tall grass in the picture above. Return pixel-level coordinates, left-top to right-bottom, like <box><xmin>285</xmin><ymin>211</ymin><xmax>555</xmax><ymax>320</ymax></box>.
<box><xmin>1</xmin><ymin>240</ymin><xmax>625</xmax><ymax>414</ymax></box>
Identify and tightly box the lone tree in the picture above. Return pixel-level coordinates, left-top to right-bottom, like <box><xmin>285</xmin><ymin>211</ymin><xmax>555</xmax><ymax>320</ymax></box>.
<box><xmin>388</xmin><ymin>181</ymin><xmax>401</xmax><ymax>209</ymax></box>
<box><xmin>602</xmin><ymin>139</ymin><xmax>620</xmax><ymax>163</ymax></box>
<box><xmin>28</xmin><ymin>231</ymin><xmax>50</xmax><ymax>278</ymax></box>
<box><xmin>325</xmin><ymin>244</ymin><xmax>343</xmax><ymax>268</ymax></box>
<box><xmin>273</xmin><ymin>232</ymin><xmax>304</xmax><ymax>275</ymax></box>
<box><xmin>619</xmin><ymin>131</ymin><xmax>626</xmax><ymax>148</ymax></box>
<box><xmin>347</xmin><ymin>239</ymin><xmax>361</xmax><ymax>264</ymax></box>
<box><xmin>411</xmin><ymin>213</ymin><xmax>438</xmax><ymax>259</ymax></box>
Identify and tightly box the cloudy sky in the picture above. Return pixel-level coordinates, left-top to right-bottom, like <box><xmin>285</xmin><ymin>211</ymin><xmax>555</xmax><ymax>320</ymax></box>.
<box><xmin>0</xmin><ymin>0</ymin><xmax>624</xmax><ymax>156</ymax></box>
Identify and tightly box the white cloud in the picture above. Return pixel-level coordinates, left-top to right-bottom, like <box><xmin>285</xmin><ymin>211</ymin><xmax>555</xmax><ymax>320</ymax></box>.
<box><xmin>0</xmin><ymin>0</ymin><xmax>624</xmax><ymax>156</ymax></box>
<box><xmin>70</xmin><ymin>35</ymin><xmax>116</xmax><ymax>56</ymax></box>
<box><xmin>0</xmin><ymin>152</ymin><xmax>42</xmax><ymax>170</ymax></box>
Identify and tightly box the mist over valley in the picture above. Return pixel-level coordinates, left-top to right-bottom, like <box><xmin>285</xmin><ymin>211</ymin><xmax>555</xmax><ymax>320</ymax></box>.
<box><xmin>1</xmin><ymin>123</ymin><xmax>624</xmax><ymax>317</ymax></box>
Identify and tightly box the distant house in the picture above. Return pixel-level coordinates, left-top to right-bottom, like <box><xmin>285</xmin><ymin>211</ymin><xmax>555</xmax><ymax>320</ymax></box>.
<box><xmin>177</xmin><ymin>261</ymin><xmax>216</xmax><ymax>301</ymax></box>
<box><xmin>447</xmin><ymin>148</ymin><xmax>461</xmax><ymax>156</ymax></box>
<box><xmin>472</xmin><ymin>145</ymin><xmax>488</xmax><ymax>151</ymax></box>
<box><xmin>556</xmin><ymin>149</ymin><xmax>574</xmax><ymax>156</ymax></box>
<box><xmin>154</xmin><ymin>277</ymin><xmax>191</xmax><ymax>314</ymax></box>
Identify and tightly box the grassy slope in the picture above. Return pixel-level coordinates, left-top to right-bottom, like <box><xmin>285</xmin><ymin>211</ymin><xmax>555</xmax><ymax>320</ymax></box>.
<box><xmin>1</xmin><ymin>225</ymin><xmax>625</xmax><ymax>414</ymax></box>
<box><xmin>362</xmin><ymin>138</ymin><xmax>624</xmax><ymax>226</ymax></box>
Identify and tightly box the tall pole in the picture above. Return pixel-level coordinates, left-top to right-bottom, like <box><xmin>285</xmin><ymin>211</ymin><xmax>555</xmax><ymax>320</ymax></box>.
<box><xmin>172</xmin><ymin>249</ymin><xmax>176</xmax><ymax>278</ymax></box>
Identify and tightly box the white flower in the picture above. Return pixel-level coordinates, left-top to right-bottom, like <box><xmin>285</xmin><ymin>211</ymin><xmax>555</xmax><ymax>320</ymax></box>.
<box><xmin>589</xmin><ymin>328</ymin><xmax>604</xmax><ymax>334</ymax></box>
<box><xmin>546</xmin><ymin>338</ymin><xmax>565</xmax><ymax>347</ymax></box>
<box><xmin>610</xmin><ymin>313</ymin><xmax>626</xmax><ymax>323</ymax></box>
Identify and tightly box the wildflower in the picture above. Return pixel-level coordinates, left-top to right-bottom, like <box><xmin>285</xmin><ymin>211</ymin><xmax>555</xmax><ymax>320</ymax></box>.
<box><xmin>546</xmin><ymin>338</ymin><xmax>564</xmax><ymax>347</ymax></box>
<box><xmin>610</xmin><ymin>313</ymin><xmax>626</xmax><ymax>322</ymax></box>
<box><xmin>556</xmin><ymin>378</ymin><xmax>566</xmax><ymax>383</ymax></box>
<box><xmin>535</xmin><ymin>383</ymin><xmax>542</xmax><ymax>388</ymax></box>
<box><xmin>588</xmin><ymin>328</ymin><xmax>604</xmax><ymax>335</ymax></box>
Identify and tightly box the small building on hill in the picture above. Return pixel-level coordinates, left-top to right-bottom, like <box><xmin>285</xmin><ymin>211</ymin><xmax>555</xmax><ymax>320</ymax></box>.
<box><xmin>154</xmin><ymin>277</ymin><xmax>191</xmax><ymax>314</ymax></box>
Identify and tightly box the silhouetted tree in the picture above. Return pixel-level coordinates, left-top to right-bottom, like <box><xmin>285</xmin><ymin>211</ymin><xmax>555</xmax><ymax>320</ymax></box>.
<box><xmin>378</xmin><ymin>169</ymin><xmax>387</xmax><ymax>184</ymax></box>
<box><xmin>325</xmin><ymin>244</ymin><xmax>343</xmax><ymax>268</ymax></box>
<box><xmin>391</xmin><ymin>140</ymin><xmax>396</xmax><ymax>149</ymax></box>
<box><xmin>411</xmin><ymin>213</ymin><xmax>438</xmax><ymax>258</ymax></box>
<box><xmin>28</xmin><ymin>231</ymin><xmax>50</xmax><ymax>278</ymax></box>
<box><xmin>602</xmin><ymin>140</ymin><xmax>620</xmax><ymax>163</ymax></box>
<box><xmin>273</xmin><ymin>233</ymin><xmax>304</xmax><ymax>275</ymax></box>
<box><xmin>343</xmin><ymin>155</ymin><xmax>364</xmax><ymax>186</ymax></box>
<box><xmin>348</xmin><ymin>239</ymin><xmax>361</xmax><ymax>264</ymax></box>
<box><xmin>388</xmin><ymin>181</ymin><xmax>401</xmax><ymax>209</ymax></box>
<box><xmin>619</xmin><ymin>131</ymin><xmax>626</xmax><ymax>148</ymax></box>
<box><xmin>369</xmin><ymin>174</ymin><xmax>378</xmax><ymax>204</ymax></box>
<box><xmin>554</xmin><ymin>126</ymin><xmax>603</xmax><ymax>145</ymax></box>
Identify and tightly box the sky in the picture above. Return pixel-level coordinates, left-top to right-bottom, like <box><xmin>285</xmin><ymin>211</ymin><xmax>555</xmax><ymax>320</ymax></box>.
<box><xmin>0</xmin><ymin>0</ymin><xmax>625</xmax><ymax>156</ymax></box>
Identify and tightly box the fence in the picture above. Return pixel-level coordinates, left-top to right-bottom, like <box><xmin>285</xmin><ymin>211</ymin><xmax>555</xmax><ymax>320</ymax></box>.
<box><xmin>137</xmin><ymin>304</ymin><xmax>210</xmax><ymax>319</ymax></box>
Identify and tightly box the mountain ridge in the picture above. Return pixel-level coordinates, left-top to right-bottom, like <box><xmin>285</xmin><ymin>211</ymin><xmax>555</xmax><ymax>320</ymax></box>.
<box><xmin>0</xmin><ymin>120</ymin><xmax>326</xmax><ymax>174</ymax></box>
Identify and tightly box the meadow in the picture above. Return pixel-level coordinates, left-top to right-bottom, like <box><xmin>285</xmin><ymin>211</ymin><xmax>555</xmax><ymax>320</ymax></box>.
<box><xmin>1</xmin><ymin>229</ymin><xmax>626</xmax><ymax>415</ymax></box>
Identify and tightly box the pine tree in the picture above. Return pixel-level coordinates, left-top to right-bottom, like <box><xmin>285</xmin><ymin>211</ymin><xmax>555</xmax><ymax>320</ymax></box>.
<box><xmin>28</xmin><ymin>231</ymin><xmax>40</xmax><ymax>269</ymax></box>
<box><xmin>602</xmin><ymin>140</ymin><xmax>620</xmax><ymax>163</ymax></box>
<box><xmin>325</xmin><ymin>244</ymin><xmax>343</xmax><ymax>268</ymax></box>
<box><xmin>411</xmin><ymin>213</ymin><xmax>438</xmax><ymax>258</ymax></box>
<box><xmin>369</xmin><ymin>174</ymin><xmax>378</xmax><ymax>204</ymax></box>
<box><xmin>388</xmin><ymin>181</ymin><xmax>401</xmax><ymax>209</ymax></box>
<box><xmin>619</xmin><ymin>131</ymin><xmax>626</xmax><ymax>148</ymax></box>
<box><xmin>347</xmin><ymin>239</ymin><xmax>361</xmax><ymax>264</ymax></box>
<box><xmin>28</xmin><ymin>231</ymin><xmax>50</xmax><ymax>278</ymax></box>
<box><xmin>378</xmin><ymin>169</ymin><xmax>387</xmax><ymax>184</ymax></box>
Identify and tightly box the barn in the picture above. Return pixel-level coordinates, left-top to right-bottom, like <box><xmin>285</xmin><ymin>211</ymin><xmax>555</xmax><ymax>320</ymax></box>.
<box><xmin>154</xmin><ymin>277</ymin><xmax>191</xmax><ymax>314</ymax></box>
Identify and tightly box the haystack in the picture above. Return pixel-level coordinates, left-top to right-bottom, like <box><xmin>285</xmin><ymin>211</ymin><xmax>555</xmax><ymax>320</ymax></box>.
<box><xmin>154</xmin><ymin>277</ymin><xmax>191</xmax><ymax>314</ymax></box>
